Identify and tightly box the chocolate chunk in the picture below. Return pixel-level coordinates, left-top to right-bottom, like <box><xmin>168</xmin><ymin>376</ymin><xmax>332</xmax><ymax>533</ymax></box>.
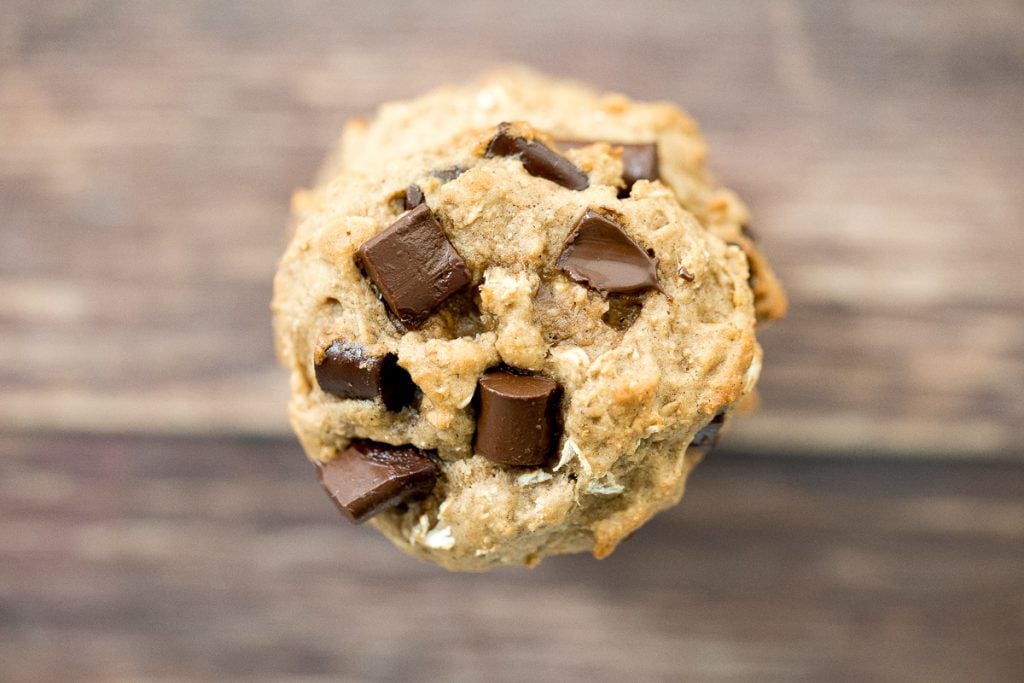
<box><xmin>556</xmin><ymin>209</ymin><xmax>662</xmax><ymax>295</ymax></box>
<box><xmin>474</xmin><ymin>370</ymin><xmax>562</xmax><ymax>466</ymax></box>
<box><xmin>555</xmin><ymin>139</ymin><xmax>659</xmax><ymax>196</ymax></box>
<box><xmin>357</xmin><ymin>204</ymin><xmax>472</xmax><ymax>329</ymax></box>
<box><xmin>678</xmin><ymin>265</ymin><xmax>695</xmax><ymax>282</ymax></box>
<box><xmin>403</xmin><ymin>184</ymin><xmax>425</xmax><ymax>210</ymax></box>
<box><xmin>690</xmin><ymin>412</ymin><xmax>727</xmax><ymax>456</ymax></box>
<box><xmin>315</xmin><ymin>340</ymin><xmax>415</xmax><ymax>411</ymax></box>
<box><xmin>619</xmin><ymin>143</ymin><xmax>660</xmax><ymax>196</ymax></box>
<box><xmin>316</xmin><ymin>440</ymin><xmax>439</xmax><ymax>523</ymax></box>
<box><xmin>486</xmin><ymin>124</ymin><xmax>589</xmax><ymax>190</ymax></box>
<box><xmin>433</xmin><ymin>166</ymin><xmax>467</xmax><ymax>182</ymax></box>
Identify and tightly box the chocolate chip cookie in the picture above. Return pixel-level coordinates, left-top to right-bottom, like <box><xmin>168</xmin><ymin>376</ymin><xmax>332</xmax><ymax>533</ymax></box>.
<box><xmin>272</xmin><ymin>69</ymin><xmax>784</xmax><ymax>570</ymax></box>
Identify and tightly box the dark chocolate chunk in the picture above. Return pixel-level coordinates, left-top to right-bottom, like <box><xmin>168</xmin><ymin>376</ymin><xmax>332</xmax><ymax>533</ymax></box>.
<box><xmin>433</xmin><ymin>166</ymin><xmax>467</xmax><ymax>182</ymax></box>
<box><xmin>556</xmin><ymin>209</ymin><xmax>662</xmax><ymax>295</ymax></box>
<box><xmin>555</xmin><ymin>139</ymin><xmax>659</xmax><ymax>196</ymax></box>
<box><xmin>316</xmin><ymin>440</ymin><xmax>439</xmax><ymax>523</ymax></box>
<box><xmin>486</xmin><ymin>124</ymin><xmax>589</xmax><ymax>190</ymax></box>
<box><xmin>315</xmin><ymin>340</ymin><xmax>415</xmax><ymax>411</ymax></box>
<box><xmin>473</xmin><ymin>370</ymin><xmax>562</xmax><ymax>467</ymax></box>
<box><xmin>403</xmin><ymin>184</ymin><xmax>425</xmax><ymax>210</ymax></box>
<box><xmin>356</xmin><ymin>204</ymin><xmax>472</xmax><ymax>329</ymax></box>
<box><xmin>678</xmin><ymin>265</ymin><xmax>695</xmax><ymax>282</ymax></box>
<box><xmin>689</xmin><ymin>412</ymin><xmax>727</xmax><ymax>456</ymax></box>
<box><xmin>619</xmin><ymin>143</ymin><xmax>660</xmax><ymax>197</ymax></box>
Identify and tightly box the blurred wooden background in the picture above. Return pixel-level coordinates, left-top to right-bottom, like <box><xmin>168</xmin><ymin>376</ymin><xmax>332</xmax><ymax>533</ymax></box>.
<box><xmin>2</xmin><ymin>0</ymin><xmax>1021</xmax><ymax>457</ymax></box>
<box><xmin>2</xmin><ymin>432</ymin><xmax>1022</xmax><ymax>682</ymax></box>
<box><xmin>2</xmin><ymin>2</ymin><xmax>1022</xmax><ymax>681</ymax></box>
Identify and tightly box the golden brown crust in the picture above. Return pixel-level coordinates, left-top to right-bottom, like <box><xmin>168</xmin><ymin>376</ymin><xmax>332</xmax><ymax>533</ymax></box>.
<box><xmin>272</xmin><ymin>69</ymin><xmax>782</xmax><ymax>570</ymax></box>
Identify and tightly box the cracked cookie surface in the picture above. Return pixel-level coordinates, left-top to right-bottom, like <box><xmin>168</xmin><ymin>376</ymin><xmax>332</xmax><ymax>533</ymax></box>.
<box><xmin>273</xmin><ymin>69</ymin><xmax>779</xmax><ymax>570</ymax></box>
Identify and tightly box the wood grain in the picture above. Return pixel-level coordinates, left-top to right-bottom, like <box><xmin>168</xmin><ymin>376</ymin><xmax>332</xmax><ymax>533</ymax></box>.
<box><xmin>1</xmin><ymin>433</ymin><xmax>1021</xmax><ymax>682</ymax></box>
<box><xmin>1</xmin><ymin>1</ymin><xmax>1023</xmax><ymax>456</ymax></box>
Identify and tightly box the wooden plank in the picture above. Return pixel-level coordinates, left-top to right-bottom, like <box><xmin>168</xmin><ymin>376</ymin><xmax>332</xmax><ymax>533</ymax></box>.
<box><xmin>0</xmin><ymin>433</ymin><xmax>1021</xmax><ymax>682</ymax></box>
<box><xmin>1</xmin><ymin>1</ymin><xmax>1022</xmax><ymax>456</ymax></box>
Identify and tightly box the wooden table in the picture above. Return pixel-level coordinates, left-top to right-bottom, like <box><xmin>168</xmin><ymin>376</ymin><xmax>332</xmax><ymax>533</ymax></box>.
<box><xmin>3</xmin><ymin>433</ymin><xmax>1022</xmax><ymax>682</ymax></box>
<box><xmin>2</xmin><ymin>2</ymin><xmax>1022</xmax><ymax>680</ymax></box>
<box><xmin>2</xmin><ymin>0</ymin><xmax>1021</xmax><ymax>456</ymax></box>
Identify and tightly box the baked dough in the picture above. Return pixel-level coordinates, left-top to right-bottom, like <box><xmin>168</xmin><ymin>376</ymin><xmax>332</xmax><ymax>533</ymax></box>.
<box><xmin>272</xmin><ymin>68</ymin><xmax>784</xmax><ymax>570</ymax></box>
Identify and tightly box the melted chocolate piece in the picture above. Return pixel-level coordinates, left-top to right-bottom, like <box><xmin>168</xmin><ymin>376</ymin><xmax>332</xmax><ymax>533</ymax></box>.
<box><xmin>556</xmin><ymin>139</ymin><xmax>659</xmax><ymax>196</ymax></box>
<box><xmin>486</xmin><ymin>124</ymin><xmax>589</xmax><ymax>190</ymax></box>
<box><xmin>690</xmin><ymin>412</ymin><xmax>727</xmax><ymax>456</ymax></box>
<box><xmin>619</xmin><ymin>143</ymin><xmax>660</xmax><ymax>197</ymax></box>
<box><xmin>316</xmin><ymin>440</ymin><xmax>439</xmax><ymax>523</ymax></box>
<box><xmin>356</xmin><ymin>204</ymin><xmax>472</xmax><ymax>329</ymax></box>
<box><xmin>433</xmin><ymin>166</ymin><xmax>467</xmax><ymax>182</ymax></box>
<box><xmin>556</xmin><ymin>209</ymin><xmax>662</xmax><ymax>295</ymax></box>
<box><xmin>678</xmin><ymin>265</ymin><xmax>695</xmax><ymax>282</ymax></box>
<box><xmin>474</xmin><ymin>370</ymin><xmax>562</xmax><ymax>466</ymax></box>
<box><xmin>315</xmin><ymin>340</ymin><xmax>415</xmax><ymax>411</ymax></box>
<box><xmin>403</xmin><ymin>184</ymin><xmax>425</xmax><ymax>210</ymax></box>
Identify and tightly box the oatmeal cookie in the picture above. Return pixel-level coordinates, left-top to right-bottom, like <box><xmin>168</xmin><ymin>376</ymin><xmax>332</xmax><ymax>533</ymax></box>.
<box><xmin>272</xmin><ymin>70</ymin><xmax>782</xmax><ymax>570</ymax></box>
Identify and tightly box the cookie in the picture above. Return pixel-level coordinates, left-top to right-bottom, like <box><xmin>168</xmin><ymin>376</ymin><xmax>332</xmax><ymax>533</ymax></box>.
<box><xmin>332</xmin><ymin>67</ymin><xmax>786</xmax><ymax>321</ymax></box>
<box><xmin>273</xmin><ymin>69</ymin><xmax>782</xmax><ymax>570</ymax></box>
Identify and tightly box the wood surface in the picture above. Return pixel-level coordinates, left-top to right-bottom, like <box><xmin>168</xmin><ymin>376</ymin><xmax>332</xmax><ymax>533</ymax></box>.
<box><xmin>1</xmin><ymin>432</ymin><xmax>1022</xmax><ymax>682</ymax></box>
<box><xmin>2</xmin><ymin>1</ymin><xmax>1024</xmax><ymax>458</ymax></box>
<box><xmin>2</xmin><ymin>6</ymin><xmax>1022</xmax><ymax>680</ymax></box>
<box><xmin>1</xmin><ymin>1</ymin><xmax>1023</xmax><ymax>457</ymax></box>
